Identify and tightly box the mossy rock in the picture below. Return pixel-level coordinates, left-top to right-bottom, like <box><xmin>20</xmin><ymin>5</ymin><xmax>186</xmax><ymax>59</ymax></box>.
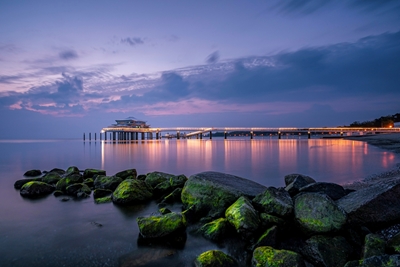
<box><xmin>65</xmin><ymin>166</ymin><xmax>80</xmax><ymax>176</ymax></box>
<box><xmin>387</xmin><ymin>232</ymin><xmax>400</xmax><ymax>253</ymax></box>
<box><xmin>115</xmin><ymin>168</ymin><xmax>137</xmax><ymax>180</ymax></box>
<box><xmin>363</xmin><ymin>234</ymin><xmax>385</xmax><ymax>259</ymax></box>
<box><xmin>284</xmin><ymin>174</ymin><xmax>315</xmax><ymax>186</ymax></box>
<box><xmin>159</xmin><ymin>207</ymin><xmax>172</xmax><ymax>215</ymax></box>
<box><xmin>65</xmin><ymin>183</ymin><xmax>91</xmax><ymax>196</ymax></box>
<box><xmin>294</xmin><ymin>192</ymin><xmax>347</xmax><ymax>233</ymax></box>
<box><xmin>194</xmin><ymin>250</ymin><xmax>238</xmax><ymax>267</ymax></box>
<box><xmin>83</xmin><ymin>178</ymin><xmax>94</xmax><ymax>188</ymax></box>
<box><xmin>49</xmin><ymin>168</ymin><xmax>65</xmax><ymax>175</ymax></box>
<box><xmin>253</xmin><ymin>226</ymin><xmax>278</xmax><ymax>250</ymax></box>
<box><xmin>83</xmin><ymin>168</ymin><xmax>106</xmax><ymax>179</ymax></box>
<box><xmin>137</xmin><ymin>212</ymin><xmax>186</xmax><ymax>238</ymax></box>
<box><xmin>145</xmin><ymin>171</ymin><xmax>176</xmax><ymax>188</ymax></box>
<box><xmin>53</xmin><ymin>190</ymin><xmax>63</xmax><ymax>197</ymax></box>
<box><xmin>14</xmin><ymin>177</ymin><xmax>42</xmax><ymax>189</ymax></box>
<box><xmin>20</xmin><ymin>181</ymin><xmax>54</xmax><ymax>197</ymax></box>
<box><xmin>23</xmin><ymin>169</ymin><xmax>42</xmax><ymax>177</ymax></box>
<box><xmin>94</xmin><ymin>175</ymin><xmax>123</xmax><ymax>191</ymax></box>
<box><xmin>259</xmin><ymin>213</ymin><xmax>286</xmax><ymax>229</ymax></box>
<box><xmin>56</xmin><ymin>174</ymin><xmax>83</xmax><ymax>192</ymax></box>
<box><xmin>252</xmin><ymin>246</ymin><xmax>305</xmax><ymax>267</ymax></box>
<box><xmin>42</xmin><ymin>172</ymin><xmax>62</xmax><ymax>185</ymax></box>
<box><xmin>94</xmin><ymin>196</ymin><xmax>112</xmax><ymax>204</ymax></box>
<box><xmin>198</xmin><ymin>218</ymin><xmax>232</xmax><ymax>242</ymax></box>
<box><xmin>162</xmin><ymin>188</ymin><xmax>183</xmax><ymax>203</ymax></box>
<box><xmin>253</xmin><ymin>187</ymin><xmax>293</xmax><ymax>218</ymax></box>
<box><xmin>225</xmin><ymin>196</ymin><xmax>260</xmax><ymax>239</ymax></box>
<box><xmin>137</xmin><ymin>174</ymin><xmax>147</xmax><ymax>180</ymax></box>
<box><xmin>346</xmin><ymin>254</ymin><xmax>400</xmax><ymax>267</ymax></box>
<box><xmin>112</xmin><ymin>179</ymin><xmax>153</xmax><ymax>205</ymax></box>
<box><xmin>154</xmin><ymin>174</ymin><xmax>188</xmax><ymax>197</ymax></box>
<box><xmin>93</xmin><ymin>188</ymin><xmax>112</xmax><ymax>199</ymax></box>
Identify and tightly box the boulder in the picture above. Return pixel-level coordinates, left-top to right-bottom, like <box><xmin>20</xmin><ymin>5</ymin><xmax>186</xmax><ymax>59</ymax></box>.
<box><xmin>159</xmin><ymin>207</ymin><xmax>171</xmax><ymax>215</ymax></box>
<box><xmin>23</xmin><ymin>169</ymin><xmax>42</xmax><ymax>177</ymax></box>
<box><xmin>259</xmin><ymin>213</ymin><xmax>286</xmax><ymax>229</ymax></box>
<box><xmin>387</xmin><ymin>232</ymin><xmax>400</xmax><ymax>253</ymax></box>
<box><xmin>294</xmin><ymin>193</ymin><xmax>347</xmax><ymax>233</ymax></box>
<box><xmin>83</xmin><ymin>178</ymin><xmax>94</xmax><ymax>188</ymax></box>
<box><xmin>53</xmin><ymin>190</ymin><xmax>63</xmax><ymax>197</ymax></box>
<box><xmin>285</xmin><ymin>175</ymin><xmax>316</xmax><ymax>196</ymax></box>
<box><xmin>225</xmin><ymin>196</ymin><xmax>260</xmax><ymax>239</ymax></box>
<box><xmin>145</xmin><ymin>171</ymin><xmax>176</xmax><ymax>188</ymax></box>
<box><xmin>20</xmin><ymin>181</ymin><xmax>54</xmax><ymax>197</ymax></box>
<box><xmin>137</xmin><ymin>212</ymin><xmax>186</xmax><ymax>238</ymax></box>
<box><xmin>253</xmin><ymin>225</ymin><xmax>278</xmax><ymax>250</ymax></box>
<box><xmin>198</xmin><ymin>218</ymin><xmax>232</xmax><ymax>242</ymax></box>
<box><xmin>65</xmin><ymin>183</ymin><xmax>91</xmax><ymax>196</ymax></box>
<box><xmin>49</xmin><ymin>168</ymin><xmax>65</xmax><ymax>175</ymax></box>
<box><xmin>253</xmin><ymin>187</ymin><xmax>293</xmax><ymax>217</ymax></box>
<box><xmin>299</xmin><ymin>182</ymin><xmax>347</xmax><ymax>200</ymax></box>
<box><xmin>83</xmin><ymin>168</ymin><xmax>106</xmax><ymax>179</ymax></box>
<box><xmin>181</xmin><ymin>171</ymin><xmax>266</xmax><ymax>219</ymax></box>
<box><xmin>153</xmin><ymin>174</ymin><xmax>188</xmax><ymax>197</ymax></box>
<box><xmin>115</xmin><ymin>168</ymin><xmax>137</xmax><ymax>180</ymax></box>
<box><xmin>301</xmin><ymin>235</ymin><xmax>351</xmax><ymax>267</ymax></box>
<box><xmin>14</xmin><ymin>178</ymin><xmax>42</xmax><ymax>189</ymax></box>
<box><xmin>345</xmin><ymin>254</ymin><xmax>400</xmax><ymax>267</ymax></box>
<box><xmin>162</xmin><ymin>188</ymin><xmax>183</xmax><ymax>203</ymax></box>
<box><xmin>93</xmin><ymin>188</ymin><xmax>112</xmax><ymax>199</ymax></box>
<box><xmin>65</xmin><ymin>166</ymin><xmax>80</xmax><ymax>176</ymax></box>
<box><xmin>137</xmin><ymin>174</ymin><xmax>147</xmax><ymax>180</ymax></box>
<box><xmin>285</xmin><ymin>174</ymin><xmax>315</xmax><ymax>186</ymax></box>
<box><xmin>55</xmin><ymin>174</ymin><xmax>83</xmax><ymax>192</ymax></box>
<box><xmin>252</xmin><ymin>246</ymin><xmax>305</xmax><ymax>267</ymax></box>
<box><xmin>41</xmin><ymin>172</ymin><xmax>62</xmax><ymax>185</ymax></box>
<box><xmin>337</xmin><ymin>178</ymin><xmax>400</xmax><ymax>228</ymax></box>
<box><xmin>94</xmin><ymin>175</ymin><xmax>123</xmax><ymax>191</ymax></box>
<box><xmin>94</xmin><ymin>196</ymin><xmax>112</xmax><ymax>204</ymax></box>
<box><xmin>194</xmin><ymin>250</ymin><xmax>238</xmax><ymax>267</ymax></box>
<box><xmin>112</xmin><ymin>179</ymin><xmax>153</xmax><ymax>205</ymax></box>
<box><xmin>362</xmin><ymin>234</ymin><xmax>385</xmax><ymax>259</ymax></box>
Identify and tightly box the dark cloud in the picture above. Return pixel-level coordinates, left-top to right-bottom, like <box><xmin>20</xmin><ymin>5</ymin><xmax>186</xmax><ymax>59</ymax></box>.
<box><xmin>350</xmin><ymin>0</ymin><xmax>399</xmax><ymax>11</ymax></box>
<box><xmin>206</xmin><ymin>51</ymin><xmax>220</xmax><ymax>64</ymax></box>
<box><xmin>121</xmin><ymin>37</ymin><xmax>145</xmax><ymax>46</ymax></box>
<box><xmin>59</xmin><ymin>50</ymin><xmax>78</xmax><ymax>60</ymax></box>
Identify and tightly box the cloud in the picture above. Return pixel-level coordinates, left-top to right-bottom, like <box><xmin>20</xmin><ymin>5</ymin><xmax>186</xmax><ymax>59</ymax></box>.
<box><xmin>59</xmin><ymin>49</ymin><xmax>78</xmax><ymax>60</ymax></box>
<box><xmin>206</xmin><ymin>51</ymin><xmax>220</xmax><ymax>64</ymax></box>
<box><xmin>121</xmin><ymin>37</ymin><xmax>145</xmax><ymax>46</ymax></box>
<box><xmin>275</xmin><ymin>0</ymin><xmax>331</xmax><ymax>15</ymax></box>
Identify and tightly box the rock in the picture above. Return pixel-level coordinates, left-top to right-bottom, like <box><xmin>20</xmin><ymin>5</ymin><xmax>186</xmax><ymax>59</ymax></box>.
<box><xmin>286</xmin><ymin>175</ymin><xmax>316</xmax><ymax>196</ymax></box>
<box><xmin>252</xmin><ymin>246</ymin><xmax>305</xmax><ymax>267</ymax></box>
<box><xmin>112</xmin><ymin>179</ymin><xmax>153</xmax><ymax>205</ymax></box>
<box><xmin>137</xmin><ymin>174</ymin><xmax>147</xmax><ymax>180</ymax></box>
<box><xmin>225</xmin><ymin>196</ymin><xmax>260</xmax><ymax>239</ymax></box>
<box><xmin>162</xmin><ymin>188</ymin><xmax>183</xmax><ymax>203</ymax></box>
<box><xmin>362</xmin><ymin>234</ymin><xmax>385</xmax><ymax>259</ymax></box>
<box><xmin>154</xmin><ymin>174</ymin><xmax>188</xmax><ymax>197</ymax></box>
<box><xmin>41</xmin><ymin>172</ymin><xmax>62</xmax><ymax>185</ymax></box>
<box><xmin>145</xmin><ymin>171</ymin><xmax>176</xmax><ymax>188</ymax></box>
<box><xmin>61</xmin><ymin>197</ymin><xmax>70</xmax><ymax>202</ymax></box>
<box><xmin>53</xmin><ymin>190</ymin><xmax>63</xmax><ymax>196</ymax></box>
<box><xmin>14</xmin><ymin>178</ymin><xmax>42</xmax><ymax>189</ymax></box>
<box><xmin>94</xmin><ymin>196</ymin><xmax>112</xmax><ymax>204</ymax></box>
<box><xmin>337</xmin><ymin>178</ymin><xmax>400</xmax><ymax>228</ymax></box>
<box><xmin>23</xmin><ymin>169</ymin><xmax>42</xmax><ymax>177</ymax></box>
<box><xmin>198</xmin><ymin>218</ymin><xmax>232</xmax><ymax>242</ymax></box>
<box><xmin>253</xmin><ymin>225</ymin><xmax>278</xmax><ymax>250</ymax></box>
<box><xmin>65</xmin><ymin>166</ymin><xmax>80</xmax><ymax>176</ymax></box>
<box><xmin>77</xmin><ymin>192</ymin><xmax>89</xmax><ymax>198</ymax></box>
<box><xmin>194</xmin><ymin>250</ymin><xmax>238</xmax><ymax>267</ymax></box>
<box><xmin>115</xmin><ymin>168</ymin><xmax>137</xmax><ymax>180</ymax></box>
<box><xmin>181</xmin><ymin>171</ymin><xmax>266</xmax><ymax>219</ymax></box>
<box><xmin>285</xmin><ymin>174</ymin><xmax>315</xmax><ymax>187</ymax></box>
<box><xmin>94</xmin><ymin>175</ymin><xmax>123</xmax><ymax>191</ymax></box>
<box><xmin>345</xmin><ymin>254</ymin><xmax>400</xmax><ymax>267</ymax></box>
<box><xmin>387</xmin><ymin>232</ymin><xmax>400</xmax><ymax>253</ymax></box>
<box><xmin>259</xmin><ymin>213</ymin><xmax>286</xmax><ymax>229</ymax></box>
<box><xmin>20</xmin><ymin>181</ymin><xmax>54</xmax><ymax>197</ymax></box>
<box><xmin>83</xmin><ymin>178</ymin><xmax>94</xmax><ymax>188</ymax></box>
<box><xmin>49</xmin><ymin>168</ymin><xmax>65</xmax><ymax>175</ymax></box>
<box><xmin>299</xmin><ymin>182</ymin><xmax>347</xmax><ymax>200</ymax></box>
<box><xmin>55</xmin><ymin>174</ymin><xmax>83</xmax><ymax>192</ymax></box>
<box><xmin>93</xmin><ymin>188</ymin><xmax>112</xmax><ymax>198</ymax></box>
<box><xmin>83</xmin><ymin>168</ymin><xmax>106</xmax><ymax>179</ymax></box>
<box><xmin>253</xmin><ymin>187</ymin><xmax>293</xmax><ymax>217</ymax></box>
<box><xmin>137</xmin><ymin>212</ymin><xmax>186</xmax><ymax>238</ymax></box>
<box><xmin>65</xmin><ymin>183</ymin><xmax>91</xmax><ymax>196</ymax></box>
<box><xmin>294</xmin><ymin>193</ymin><xmax>347</xmax><ymax>233</ymax></box>
<box><xmin>302</xmin><ymin>235</ymin><xmax>351</xmax><ymax>267</ymax></box>
<box><xmin>159</xmin><ymin>207</ymin><xmax>171</xmax><ymax>215</ymax></box>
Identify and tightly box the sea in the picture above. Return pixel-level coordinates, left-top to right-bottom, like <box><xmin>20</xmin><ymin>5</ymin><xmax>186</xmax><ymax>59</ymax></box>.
<box><xmin>0</xmin><ymin>136</ymin><xmax>399</xmax><ymax>267</ymax></box>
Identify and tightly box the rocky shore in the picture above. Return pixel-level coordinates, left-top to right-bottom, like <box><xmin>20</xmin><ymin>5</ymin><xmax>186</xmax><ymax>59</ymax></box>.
<box><xmin>344</xmin><ymin>133</ymin><xmax>400</xmax><ymax>154</ymax></box>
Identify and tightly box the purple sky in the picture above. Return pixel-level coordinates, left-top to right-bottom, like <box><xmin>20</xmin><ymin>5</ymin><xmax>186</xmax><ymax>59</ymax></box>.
<box><xmin>1</xmin><ymin>0</ymin><xmax>400</xmax><ymax>138</ymax></box>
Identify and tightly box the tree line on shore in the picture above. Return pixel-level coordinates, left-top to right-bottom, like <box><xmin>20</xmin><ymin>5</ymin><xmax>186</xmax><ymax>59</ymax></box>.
<box><xmin>348</xmin><ymin>113</ymin><xmax>400</xmax><ymax>128</ymax></box>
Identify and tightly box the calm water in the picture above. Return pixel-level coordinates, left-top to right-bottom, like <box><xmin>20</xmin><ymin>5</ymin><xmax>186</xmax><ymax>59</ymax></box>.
<box><xmin>0</xmin><ymin>137</ymin><xmax>399</xmax><ymax>267</ymax></box>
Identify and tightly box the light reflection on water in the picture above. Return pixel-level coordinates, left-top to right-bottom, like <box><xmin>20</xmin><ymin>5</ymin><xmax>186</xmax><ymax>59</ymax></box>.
<box><xmin>0</xmin><ymin>137</ymin><xmax>399</xmax><ymax>267</ymax></box>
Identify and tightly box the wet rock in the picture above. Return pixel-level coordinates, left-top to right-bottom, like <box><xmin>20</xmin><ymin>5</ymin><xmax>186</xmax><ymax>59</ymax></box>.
<box><xmin>55</xmin><ymin>174</ymin><xmax>83</xmax><ymax>192</ymax></box>
<box><xmin>14</xmin><ymin>177</ymin><xmax>42</xmax><ymax>189</ymax></box>
<box><xmin>83</xmin><ymin>168</ymin><xmax>106</xmax><ymax>179</ymax></box>
<box><xmin>252</xmin><ymin>225</ymin><xmax>278</xmax><ymax>250</ymax></box>
<box><xmin>252</xmin><ymin>246</ymin><xmax>305</xmax><ymax>267</ymax></box>
<box><xmin>337</xmin><ymin>178</ymin><xmax>400</xmax><ymax>228</ymax></box>
<box><xmin>94</xmin><ymin>196</ymin><xmax>112</xmax><ymax>204</ymax></box>
<box><xmin>362</xmin><ymin>234</ymin><xmax>385</xmax><ymax>259</ymax></box>
<box><xmin>286</xmin><ymin>175</ymin><xmax>316</xmax><ymax>196</ymax></box>
<box><xmin>259</xmin><ymin>213</ymin><xmax>286</xmax><ymax>229</ymax></box>
<box><xmin>145</xmin><ymin>171</ymin><xmax>176</xmax><ymax>188</ymax></box>
<box><xmin>112</xmin><ymin>179</ymin><xmax>153</xmax><ymax>205</ymax></box>
<box><xmin>253</xmin><ymin>187</ymin><xmax>293</xmax><ymax>217</ymax></box>
<box><xmin>83</xmin><ymin>178</ymin><xmax>94</xmax><ymax>188</ymax></box>
<box><xmin>225</xmin><ymin>196</ymin><xmax>260</xmax><ymax>239</ymax></box>
<box><xmin>41</xmin><ymin>172</ymin><xmax>62</xmax><ymax>185</ymax></box>
<box><xmin>162</xmin><ymin>187</ymin><xmax>182</xmax><ymax>203</ymax></box>
<box><xmin>285</xmin><ymin>174</ymin><xmax>316</xmax><ymax>187</ymax></box>
<box><xmin>301</xmin><ymin>235</ymin><xmax>351</xmax><ymax>267</ymax></box>
<box><xmin>159</xmin><ymin>207</ymin><xmax>171</xmax><ymax>215</ymax></box>
<box><xmin>115</xmin><ymin>168</ymin><xmax>137</xmax><ymax>180</ymax></box>
<box><xmin>65</xmin><ymin>166</ymin><xmax>80</xmax><ymax>176</ymax></box>
<box><xmin>49</xmin><ymin>168</ymin><xmax>65</xmax><ymax>175</ymax></box>
<box><xmin>294</xmin><ymin>193</ymin><xmax>347</xmax><ymax>233</ymax></box>
<box><xmin>23</xmin><ymin>169</ymin><xmax>42</xmax><ymax>177</ymax></box>
<box><xmin>194</xmin><ymin>250</ymin><xmax>238</xmax><ymax>267</ymax></box>
<box><xmin>387</xmin><ymin>231</ymin><xmax>400</xmax><ymax>253</ymax></box>
<box><xmin>53</xmin><ymin>190</ymin><xmax>63</xmax><ymax>197</ymax></box>
<box><xmin>198</xmin><ymin>218</ymin><xmax>232</xmax><ymax>242</ymax></box>
<box><xmin>20</xmin><ymin>181</ymin><xmax>54</xmax><ymax>197</ymax></box>
<box><xmin>181</xmin><ymin>171</ymin><xmax>266</xmax><ymax>219</ymax></box>
<box><xmin>93</xmin><ymin>188</ymin><xmax>112</xmax><ymax>198</ymax></box>
<box><xmin>299</xmin><ymin>182</ymin><xmax>347</xmax><ymax>200</ymax></box>
<box><xmin>94</xmin><ymin>175</ymin><xmax>123</xmax><ymax>191</ymax></box>
<box><xmin>61</xmin><ymin>197</ymin><xmax>70</xmax><ymax>202</ymax></box>
<box><xmin>345</xmin><ymin>254</ymin><xmax>400</xmax><ymax>267</ymax></box>
<box><xmin>153</xmin><ymin>174</ymin><xmax>188</xmax><ymax>197</ymax></box>
<box><xmin>137</xmin><ymin>212</ymin><xmax>186</xmax><ymax>238</ymax></box>
<box><xmin>137</xmin><ymin>174</ymin><xmax>147</xmax><ymax>180</ymax></box>
<box><xmin>65</xmin><ymin>183</ymin><xmax>91</xmax><ymax>196</ymax></box>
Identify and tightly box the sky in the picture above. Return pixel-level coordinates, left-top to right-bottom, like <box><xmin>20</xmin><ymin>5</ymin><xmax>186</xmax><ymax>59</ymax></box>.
<box><xmin>0</xmin><ymin>0</ymin><xmax>400</xmax><ymax>139</ymax></box>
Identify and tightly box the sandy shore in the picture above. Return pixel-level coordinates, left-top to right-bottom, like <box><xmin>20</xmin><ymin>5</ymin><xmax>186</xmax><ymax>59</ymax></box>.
<box><xmin>341</xmin><ymin>133</ymin><xmax>400</xmax><ymax>190</ymax></box>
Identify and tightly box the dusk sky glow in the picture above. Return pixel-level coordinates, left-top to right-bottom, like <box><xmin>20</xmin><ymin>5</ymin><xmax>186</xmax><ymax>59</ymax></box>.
<box><xmin>1</xmin><ymin>0</ymin><xmax>400</xmax><ymax>138</ymax></box>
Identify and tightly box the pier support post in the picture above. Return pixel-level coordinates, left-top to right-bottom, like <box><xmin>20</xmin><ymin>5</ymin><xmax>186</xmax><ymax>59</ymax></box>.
<box><xmin>141</xmin><ymin>133</ymin><xmax>145</xmax><ymax>140</ymax></box>
<box><xmin>89</xmin><ymin>133</ymin><xmax>91</xmax><ymax>141</ymax></box>
<box><xmin>224</xmin><ymin>131</ymin><xmax>227</xmax><ymax>139</ymax></box>
<box><xmin>200</xmin><ymin>133</ymin><xmax>203</xmax><ymax>139</ymax></box>
<box><xmin>278</xmin><ymin>131</ymin><xmax>281</xmax><ymax>139</ymax></box>
<box><xmin>83</xmin><ymin>133</ymin><xmax>85</xmax><ymax>141</ymax></box>
<box><xmin>250</xmin><ymin>131</ymin><xmax>253</xmax><ymax>140</ymax></box>
<box><xmin>105</xmin><ymin>132</ymin><xmax>107</xmax><ymax>140</ymax></box>
<box><xmin>209</xmin><ymin>131</ymin><xmax>212</xmax><ymax>139</ymax></box>
<box><xmin>341</xmin><ymin>132</ymin><xmax>343</xmax><ymax>137</ymax></box>
<box><xmin>156</xmin><ymin>132</ymin><xmax>159</xmax><ymax>139</ymax></box>
<box><xmin>308</xmin><ymin>131</ymin><xmax>311</xmax><ymax>139</ymax></box>
<box><xmin>95</xmin><ymin>133</ymin><xmax>97</xmax><ymax>141</ymax></box>
<box><xmin>135</xmin><ymin>132</ymin><xmax>138</xmax><ymax>140</ymax></box>
<box><xmin>177</xmin><ymin>131</ymin><xmax>180</xmax><ymax>140</ymax></box>
<box><xmin>113</xmin><ymin>132</ymin><xmax>116</xmax><ymax>141</ymax></box>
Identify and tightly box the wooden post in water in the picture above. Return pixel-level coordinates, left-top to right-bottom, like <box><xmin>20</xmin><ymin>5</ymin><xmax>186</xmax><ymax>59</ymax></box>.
<box><xmin>200</xmin><ymin>133</ymin><xmax>202</xmax><ymax>139</ymax></box>
<box><xmin>308</xmin><ymin>131</ymin><xmax>311</xmax><ymax>139</ymax></box>
<box><xmin>89</xmin><ymin>133</ymin><xmax>91</xmax><ymax>141</ymax></box>
<box><xmin>95</xmin><ymin>133</ymin><xmax>97</xmax><ymax>141</ymax></box>
<box><xmin>278</xmin><ymin>131</ymin><xmax>281</xmax><ymax>139</ymax></box>
<box><xmin>83</xmin><ymin>133</ymin><xmax>85</xmax><ymax>141</ymax></box>
<box><xmin>224</xmin><ymin>131</ymin><xmax>227</xmax><ymax>139</ymax></box>
<box><xmin>250</xmin><ymin>131</ymin><xmax>253</xmax><ymax>139</ymax></box>
<box><xmin>209</xmin><ymin>131</ymin><xmax>212</xmax><ymax>139</ymax></box>
<box><xmin>177</xmin><ymin>131</ymin><xmax>180</xmax><ymax>140</ymax></box>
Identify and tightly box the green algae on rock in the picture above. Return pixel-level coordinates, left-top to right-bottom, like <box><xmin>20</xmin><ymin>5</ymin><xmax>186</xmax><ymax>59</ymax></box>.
<box><xmin>137</xmin><ymin>212</ymin><xmax>186</xmax><ymax>238</ymax></box>
<box><xmin>252</xmin><ymin>246</ymin><xmax>305</xmax><ymax>267</ymax></box>
<box><xmin>20</xmin><ymin>181</ymin><xmax>54</xmax><ymax>197</ymax></box>
<box><xmin>194</xmin><ymin>250</ymin><xmax>238</xmax><ymax>267</ymax></box>
<box><xmin>363</xmin><ymin>234</ymin><xmax>386</xmax><ymax>259</ymax></box>
<box><xmin>23</xmin><ymin>169</ymin><xmax>42</xmax><ymax>177</ymax></box>
<box><xmin>41</xmin><ymin>172</ymin><xmax>62</xmax><ymax>185</ymax></box>
<box><xmin>253</xmin><ymin>187</ymin><xmax>293</xmax><ymax>218</ymax></box>
<box><xmin>114</xmin><ymin>168</ymin><xmax>137</xmax><ymax>180</ymax></box>
<box><xmin>94</xmin><ymin>195</ymin><xmax>112</xmax><ymax>204</ymax></box>
<box><xmin>94</xmin><ymin>175</ymin><xmax>123</xmax><ymax>191</ymax></box>
<box><xmin>145</xmin><ymin>171</ymin><xmax>176</xmax><ymax>188</ymax></box>
<box><xmin>55</xmin><ymin>174</ymin><xmax>83</xmax><ymax>192</ymax></box>
<box><xmin>198</xmin><ymin>218</ymin><xmax>232</xmax><ymax>242</ymax></box>
<box><xmin>65</xmin><ymin>183</ymin><xmax>91</xmax><ymax>196</ymax></box>
<box><xmin>112</xmin><ymin>179</ymin><xmax>153</xmax><ymax>205</ymax></box>
<box><xmin>83</xmin><ymin>168</ymin><xmax>106</xmax><ymax>179</ymax></box>
<box><xmin>65</xmin><ymin>166</ymin><xmax>80</xmax><ymax>176</ymax></box>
